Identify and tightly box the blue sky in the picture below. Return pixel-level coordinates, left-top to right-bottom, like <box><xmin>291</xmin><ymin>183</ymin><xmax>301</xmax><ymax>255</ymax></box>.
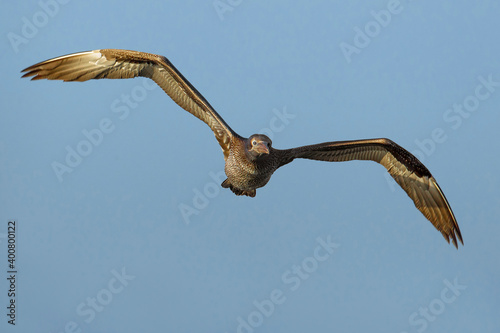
<box><xmin>1</xmin><ymin>0</ymin><xmax>499</xmax><ymax>332</ymax></box>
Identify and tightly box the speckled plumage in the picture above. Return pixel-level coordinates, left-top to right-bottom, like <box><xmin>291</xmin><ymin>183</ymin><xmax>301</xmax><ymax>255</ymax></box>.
<box><xmin>21</xmin><ymin>49</ymin><xmax>463</xmax><ymax>248</ymax></box>
<box><xmin>223</xmin><ymin>136</ymin><xmax>287</xmax><ymax>197</ymax></box>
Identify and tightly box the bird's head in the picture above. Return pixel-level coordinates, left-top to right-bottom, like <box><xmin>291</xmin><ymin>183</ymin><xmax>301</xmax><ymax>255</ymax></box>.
<box><xmin>247</xmin><ymin>134</ymin><xmax>272</xmax><ymax>158</ymax></box>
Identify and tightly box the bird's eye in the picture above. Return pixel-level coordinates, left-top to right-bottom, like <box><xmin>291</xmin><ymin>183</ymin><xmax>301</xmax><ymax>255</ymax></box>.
<box><xmin>252</xmin><ymin>140</ymin><xmax>257</xmax><ymax>146</ymax></box>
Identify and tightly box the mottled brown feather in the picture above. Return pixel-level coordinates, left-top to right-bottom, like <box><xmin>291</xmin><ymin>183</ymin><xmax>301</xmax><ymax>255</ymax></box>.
<box><xmin>282</xmin><ymin>138</ymin><xmax>463</xmax><ymax>248</ymax></box>
<box><xmin>21</xmin><ymin>49</ymin><xmax>237</xmax><ymax>158</ymax></box>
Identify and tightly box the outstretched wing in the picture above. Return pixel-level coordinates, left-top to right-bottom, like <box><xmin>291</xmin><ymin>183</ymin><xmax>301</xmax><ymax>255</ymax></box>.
<box><xmin>21</xmin><ymin>49</ymin><xmax>239</xmax><ymax>158</ymax></box>
<box><xmin>284</xmin><ymin>138</ymin><xmax>463</xmax><ymax>248</ymax></box>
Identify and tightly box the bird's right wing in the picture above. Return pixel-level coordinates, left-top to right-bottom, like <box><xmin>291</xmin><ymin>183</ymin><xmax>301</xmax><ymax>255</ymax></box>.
<box><xmin>21</xmin><ymin>49</ymin><xmax>239</xmax><ymax>158</ymax></box>
<box><xmin>283</xmin><ymin>138</ymin><xmax>463</xmax><ymax>248</ymax></box>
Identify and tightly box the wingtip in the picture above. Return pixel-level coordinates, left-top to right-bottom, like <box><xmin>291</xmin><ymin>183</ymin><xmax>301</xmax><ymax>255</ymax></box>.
<box><xmin>20</xmin><ymin>71</ymin><xmax>35</xmax><ymax>79</ymax></box>
<box><xmin>20</xmin><ymin>65</ymin><xmax>40</xmax><ymax>79</ymax></box>
<box><xmin>456</xmin><ymin>235</ymin><xmax>464</xmax><ymax>249</ymax></box>
<box><xmin>451</xmin><ymin>223</ymin><xmax>464</xmax><ymax>249</ymax></box>
<box><xmin>453</xmin><ymin>231</ymin><xmax>464</xmax><ymax>249</ymax></box>
<box><xmin>20</xmin><ymin>72</ymin><xmax>45</xmax><ymax>81</ymax></box>
<box><xmin>20</xmin><ymin>65</ymin><xmax>30</xmax><ymax>73</ymax></box>
<box><xmin>450</xmin><ymin>231</ymin><xmax>458</xmax><ymax>249</ymax></box>
<box><xmin>456</xmin><ymin>226</ymin><xmax>464</xmax><ymax>246</ymax></box>
<box><xmin>443</xmin><ymin>229</ymin><xmax>463</xmax><ymax>249</ymax></box>
<box><xmin>21</xmin><ymin>62</ymin><xmax>39</xmax><ymax>74</ymax></box>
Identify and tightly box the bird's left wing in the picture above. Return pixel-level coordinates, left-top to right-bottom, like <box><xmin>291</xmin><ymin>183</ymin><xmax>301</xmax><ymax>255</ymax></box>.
<box><xmin>282</xmin><ymin>138</ymin><xmax>463</xmax><ymax>248</ymax></box>
<box><xmin>21</xmin><ymin>49</ymin><xmax>238</xmax><ymax>157</ymax></box>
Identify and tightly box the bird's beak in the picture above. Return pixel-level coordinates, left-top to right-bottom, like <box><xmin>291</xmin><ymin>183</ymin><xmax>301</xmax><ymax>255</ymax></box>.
<box><xmin>254</xmin><ymin>142</ymin><xmax>269</xmax><ymax>155</ymax></box>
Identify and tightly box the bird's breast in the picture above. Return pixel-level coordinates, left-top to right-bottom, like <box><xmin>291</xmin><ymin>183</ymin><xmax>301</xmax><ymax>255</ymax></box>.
<box><xmin>225</xmin><ymin>149</ymin><xmax>273</xmax><ymax>190</ymax></box>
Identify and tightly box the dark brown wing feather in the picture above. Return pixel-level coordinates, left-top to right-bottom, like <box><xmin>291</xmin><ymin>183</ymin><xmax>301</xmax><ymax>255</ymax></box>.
<box><xmin>21</xmin><ymin>49</ymin><xmax>238</xmax><ymax>158</ymax></box>
<box><xmin>283</xmin><ymin>138</ymin><xmax>463</xmax><ymax>248</ymax></box>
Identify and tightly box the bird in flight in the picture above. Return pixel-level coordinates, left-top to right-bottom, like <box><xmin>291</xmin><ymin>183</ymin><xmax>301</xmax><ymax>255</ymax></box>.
<box><xmin>21</xmin><ymin>49</ymin><xmax>463</xmax><ymax>248</ymax></box>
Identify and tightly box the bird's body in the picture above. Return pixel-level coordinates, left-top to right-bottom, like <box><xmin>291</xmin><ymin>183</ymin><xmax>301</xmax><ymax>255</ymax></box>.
<box><xmin>21</xmin><ymin>49</ymin><xmax>463</xmax><ymax>248</ymax></box>
<box><xmin>224</xmin><ymin>137</ymin><xmax>287</xmax><ymax>197</ymax></box>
